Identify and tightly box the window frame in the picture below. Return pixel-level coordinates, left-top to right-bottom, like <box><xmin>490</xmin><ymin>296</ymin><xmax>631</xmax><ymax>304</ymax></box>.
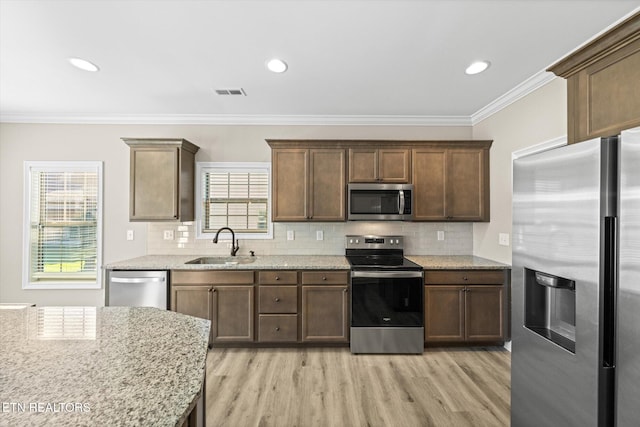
<box><xmin>22</xmin><ymin>161</ymin><xmax>103</xmax><ymax>290</ymax></box>
<box><xmin>195</xmin><ymin>162</ymin><xmax>273</xmax><ymax>240</ymax></box>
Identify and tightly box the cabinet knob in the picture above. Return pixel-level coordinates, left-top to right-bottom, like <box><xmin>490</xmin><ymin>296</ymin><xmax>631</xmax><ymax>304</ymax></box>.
<box><xmin>275</xmin><ymin>327</ymin><xmax>280</xmax><ymax>332</ymax></box>
<box><xmin>344</xmin><ymin>288</ymin><xmax>348</xmax><ymax>293</ymax></box>
<box><xmin>209</xmin><ymin>288</ymin><xmax>214</xmax><ymax>293</ymax></box>
<box><xmin>275</xmin><ymin>276</ymin><xmax>280</xmax><ymax>281</ymax></box>
<box><xmin>274</xmin><ymin>297</ymin><xmax>280</xmax><ymax>302</ymax></box>
<box><xmin>322</xmin><ymin>276</ymin><xmax>327</xmax><ymax>281</ymax></box>
<box><xmin>463</xmin><ymin>276</ymin><xmax>468</xmax><ymax>281</ymax></box>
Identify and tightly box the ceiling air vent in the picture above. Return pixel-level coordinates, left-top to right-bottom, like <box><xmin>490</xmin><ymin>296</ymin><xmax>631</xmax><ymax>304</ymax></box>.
<box><xmin>215</xmin><ymin>88</ymin><xmax>246</xmax><ymax>96</ymax></box>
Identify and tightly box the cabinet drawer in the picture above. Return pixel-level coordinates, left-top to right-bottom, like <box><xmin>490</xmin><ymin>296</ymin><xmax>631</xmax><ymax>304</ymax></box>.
<box><xmin>258</xmin><ymin>314</ymin><xmax>298</xmax><ymax>342</ymax></box>
<box><xmin>258</xmin><ymin>271</ymin><xmax>298</xmax><ymax>285</ymax></box>
<box><xmin>259</xmin><ymin>286</ymin><xmax>298</xmax><ymax>314</ymax></box>
<box><xmin>424</xmin><ymin>270</ymin><xmax>504</xmax><ymax>285</ymax></box>
<box><xmin>301</xmin><ymin>271</ymin><xmax>349</xmax><ymax>285</ymax></box>
<box><xmin>172</xmin><ymin>270</ymin><xmax>255</xmax><ymax>285</ymax></box>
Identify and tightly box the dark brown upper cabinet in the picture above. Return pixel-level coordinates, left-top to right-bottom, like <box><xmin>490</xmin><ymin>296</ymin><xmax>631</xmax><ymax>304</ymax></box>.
<box><xmin>122</xmin><ymin>138</ymin><xmax>199</xmax><ymax>221</ymax></box>
<box><xmin>548</xmin><ymin>12</ymin><xmax>640</xmax><ymax>144</ymax></box>
<box><xmin>348</xmin><ymin>148</ymin><xmax>411</xmax><ymax>183</ymax></box>
<box><xmin>412</xmin><ymin>142</ymin><xmax>491</xmax><ymax>222</ymax></box>
<box><xmin>269</xmin><ymin>142</ymin><xmax>346</xmax><ymax>222</ymax></box>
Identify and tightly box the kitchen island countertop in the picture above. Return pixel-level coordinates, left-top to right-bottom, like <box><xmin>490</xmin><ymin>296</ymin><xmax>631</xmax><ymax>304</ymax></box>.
<box><xmin>104</xmin><ymin>254</ymin><xmax>509</xmax><ymax>271</ymax></box>
<box><xmin>0</xmin><ymin>306</ymin><xmax>210</xmax><ymax>427</ymax></box>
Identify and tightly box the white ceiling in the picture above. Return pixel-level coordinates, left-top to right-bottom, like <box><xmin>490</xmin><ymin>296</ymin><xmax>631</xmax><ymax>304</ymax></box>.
<box><xmin>1</xmin><ymin>0</ymin><xmax>638</xmax><ymax>125</ymax></box>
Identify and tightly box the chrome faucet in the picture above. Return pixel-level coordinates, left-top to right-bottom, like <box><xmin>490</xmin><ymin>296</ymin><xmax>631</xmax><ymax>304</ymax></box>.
<box><xmin>212</xmin><ymin>227</ymin><xmax>239</xmax><ymax>256</ymax></box>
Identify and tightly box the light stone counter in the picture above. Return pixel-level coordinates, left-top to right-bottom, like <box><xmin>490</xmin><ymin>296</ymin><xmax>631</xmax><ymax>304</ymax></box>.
<box><xmin>104</xmin><ymin>254</ymin><xmax>508</xmax><ymax>271</ymax></box>
<box><xmin>104</xmin><ymin>255</ymin><xmax>351</xmax><ymax>270</ymax></box>
<box><xmin>0</xmin><ymin>306</ymin><xmax>210</xmax><ymax>427</ymax></box>
<box><xmin>406</xmin><ymin>255</ymin><xmax>510</xmax><ymax>270</ymax></box>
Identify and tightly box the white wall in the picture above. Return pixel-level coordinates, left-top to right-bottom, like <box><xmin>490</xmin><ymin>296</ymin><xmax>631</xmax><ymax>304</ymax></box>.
<box><xmin>472</xmin><ymin>77</ymin><xmax>567</xmax><ymax>264</ymax></box>
<box><xmin>0</xmin><ymin>77</ymin><xmax>573</xmax><ymax>306</ymax></box>
<box><xmin>0</xmin><ymin>123</ymin><xmax>471</xmax><ymax>305</ymax></box>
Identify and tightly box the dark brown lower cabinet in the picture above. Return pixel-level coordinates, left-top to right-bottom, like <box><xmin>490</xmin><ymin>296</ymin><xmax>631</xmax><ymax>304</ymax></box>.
<box><xmin>301</xmin><ymin>285</ymin><xmax>349</xmax><ymax>342</ymax></box>
<box><xmin>424</xmin><ymin>270</ymin><xmax>508</xmax><ymax>344</ymax></box>
<box><xmin>211</xmin><ymin>286</ymin><xmax>255</xmax><ymax>343</ymax></box>
<box><xmin>173</xmin><ymin>285</ymin><xmax>215</xmax><ymax>342</ymax></box>
<box><xmin>171</xmin><ymin>271</ymin><xmax>255</xmax><ymax>345</ymax></box>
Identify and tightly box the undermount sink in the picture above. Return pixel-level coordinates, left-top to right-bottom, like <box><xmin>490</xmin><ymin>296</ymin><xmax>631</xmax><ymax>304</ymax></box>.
<box><xmin>185</xmin><ymin>256</ymin><xmax>256</xmax><ymax>265</ymax></box>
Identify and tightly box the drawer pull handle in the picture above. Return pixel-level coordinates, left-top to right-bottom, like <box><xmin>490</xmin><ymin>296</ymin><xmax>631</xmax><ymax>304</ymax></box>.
<box><xmin>274</xmin><ymin>297</ymin><xmax>280</xmax><ymax>302</ymax></box>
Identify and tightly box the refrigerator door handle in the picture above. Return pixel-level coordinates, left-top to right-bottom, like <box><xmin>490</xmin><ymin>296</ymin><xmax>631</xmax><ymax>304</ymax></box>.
<box><xmin>602</xmin><ymin>216</ymin><xmax>617</xmax><ymax>368</ymax></box>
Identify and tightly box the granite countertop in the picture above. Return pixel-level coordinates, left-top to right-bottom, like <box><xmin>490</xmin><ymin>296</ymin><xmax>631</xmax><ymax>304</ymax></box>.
<box><xmin>104</xmin><ymin>254</ymin><xmax>509</xmax><ymax>271</ymax></box>
<box><xmin>104</xmin><ymin>255</ymin><xmax>351</xmax><ymax>270</ymax></box>
<box><xmin>0</xmin><ymin>306</ymin><xmax>210</xmax><ymax>427</ymax></box>
<box><xmin>406</xmin><ymin>255</ymin><xmax>510</xmax><ymax>270</ymax></box>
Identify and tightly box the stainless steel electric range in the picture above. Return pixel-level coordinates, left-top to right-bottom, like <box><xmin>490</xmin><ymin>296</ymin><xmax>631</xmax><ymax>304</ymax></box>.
<box><xmin>346</xmin><ymin>235</ymin><xmax>424</xmax><ymax>354</ymax></box>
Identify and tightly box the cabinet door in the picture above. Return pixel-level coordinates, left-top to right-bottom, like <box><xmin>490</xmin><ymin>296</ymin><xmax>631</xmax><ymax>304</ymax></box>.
<box><xmin>465</xmin><ymin>285</ymin><xmax>504</xmax><ymax>341</ymax></box>
<box><xmin>272</xmin><ymin>149</ymin><xmax>308</xmax><ymax>221</ymax></box>
<box><xmin>378</xmin><ymin>149</ymin><xmax>410</xmax><ymax>183</ymax></box>
<box><xmin>348</xmin><ymin>148</ymin><xmax>378</xmax><ymax>182</ymax></box>
<box><xmin>130</xmin><ymin>147</ymin><xmax>179</xmax><ymax>220</ymax></box>
<box><xmin>301</xmin><ymin>285</ymin><xmax>349</xmax><ymax>342</ymax></box>
<box><xmin>447</xmin><ymin>149</ymin><xmax>489</xmax><ymax>221</ymax></box>
<box><xmin>424</xmin><ymin>285</ymin><xmax>465</xmax><ymax>342</ymax></box>
<box><xmin>212</xmin><ymin>285</ymin><xmax>255</xmax><ymax>342</ymax></box>
<box><xmin>172</xmin><ymin>285</ymin><xmax>214</xmax><ymax>342</ymax></box>
<box><xmin>412</xmin><ymin>148</ymin><xmax>447</xmax><ymax>220</ymax></box>
<box><xmin>309</xmin><ymin>149</ymin><xmax>346</xmax><ymax>220</ymax></box>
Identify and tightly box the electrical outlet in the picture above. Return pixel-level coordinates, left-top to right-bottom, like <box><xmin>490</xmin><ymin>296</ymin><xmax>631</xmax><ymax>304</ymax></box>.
<box><xmin>437</xmin><ymin>231</ymin><xmax>445</xmax><ymax>241</ymax></box>
<box><xmin>316</xmin><ymin>230</ymin><xmax>324</xmax><ymax>241</ymax></box>
<box><xmin>287</xmin><ymin>230</ymin><xmax>294</xmax><ymax>241</ymax></box>
<box><xmin>163</xmin><ymin>230</ymin><xmax>174</xmax><ymax>240</ymax></box>
<box><xmin>126</xmin><ymin>230</ymin><xmax>134</xmax><ymax>241</ymax></box>
<box><xmin>499</xmin><ymin>233</ymin><xmax>510</xmax><ymax>246</ymax></box>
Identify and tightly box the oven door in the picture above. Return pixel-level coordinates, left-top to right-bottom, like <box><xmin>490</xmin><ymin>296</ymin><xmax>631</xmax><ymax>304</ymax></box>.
<box><xmin>351</xmin><ymin>271</ymin><xmax>424</xmax><ymax>327</ymax></box>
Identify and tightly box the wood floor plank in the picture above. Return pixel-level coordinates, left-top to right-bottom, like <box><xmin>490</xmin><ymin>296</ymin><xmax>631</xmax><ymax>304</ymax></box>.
<box><xmin>206</xmin><ymin>347</ymin><xmax>510</xmax><ymax>427</ymax></box>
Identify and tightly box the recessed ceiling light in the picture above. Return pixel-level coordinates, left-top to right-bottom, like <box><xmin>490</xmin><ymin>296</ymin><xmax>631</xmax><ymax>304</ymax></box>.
<box><xmin>266</xmin><ymin>58</ymin><xmax>288</xmax><ymax>73</ymax></box>
<box><xmin>465</xmin><ymin>60</ymin><xmax>491</xmax><ymax>75</ymax></box>
<box><xmin>68</xmin><ymin>57</ymin><xmax>100</xmax><ymax>72</ymax></box>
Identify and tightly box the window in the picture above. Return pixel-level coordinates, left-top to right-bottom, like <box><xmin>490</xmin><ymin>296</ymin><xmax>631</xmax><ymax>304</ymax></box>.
<box><xmin>23</xmin><ymin>162</ymin><xmax>103</xmax><ymax>289</ymax></box>
<box><xmin>196</xmin><ymin>162</ymin><xmax>272</xmax><ymax>239</ymax></box>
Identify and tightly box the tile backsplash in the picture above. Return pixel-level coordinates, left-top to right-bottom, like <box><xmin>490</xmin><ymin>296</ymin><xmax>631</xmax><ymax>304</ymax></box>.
<box><xmin>147</xmin><ymin>221</ymin><xmax>472</xmax><ymax>256</ymax></box>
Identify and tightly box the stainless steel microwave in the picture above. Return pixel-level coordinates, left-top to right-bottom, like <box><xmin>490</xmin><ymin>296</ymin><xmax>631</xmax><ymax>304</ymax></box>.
<box><xmin>348</xmin><ymin>183</ymin><xmax>414</xmax><ymax>221</ymax></box>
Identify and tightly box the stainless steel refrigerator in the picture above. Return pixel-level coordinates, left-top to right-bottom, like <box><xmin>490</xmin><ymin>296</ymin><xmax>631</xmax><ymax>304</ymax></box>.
<box><xmin>511</xmin><ymin>127</ymin><xmax>640</xmax><ymax>427</ymax></box>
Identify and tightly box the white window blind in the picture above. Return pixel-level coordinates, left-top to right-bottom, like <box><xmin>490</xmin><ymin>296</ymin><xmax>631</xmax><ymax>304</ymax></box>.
<box><xmin>197</xmin><ymin>163</ymin><xmax>272</xmax><ymax>239</ymax></box>
<box><xmin>23</xmin><ymin>162</ymin><xmax>103</xmax><ymax>289</ymax></box>
<box><xmin>30</xmin><ymin>307</ymin><xmax>97</xmax><ymax>340</ymax></box>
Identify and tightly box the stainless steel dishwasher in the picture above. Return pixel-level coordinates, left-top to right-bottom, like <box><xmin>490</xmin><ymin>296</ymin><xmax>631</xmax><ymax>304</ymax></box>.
<box><xmin>106</xmin><ymin>270</ymin><xmax>168</xmax><ymax>309</ymax></box>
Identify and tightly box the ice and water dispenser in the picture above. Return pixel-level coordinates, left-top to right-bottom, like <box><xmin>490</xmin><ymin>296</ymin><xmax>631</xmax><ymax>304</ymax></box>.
<box><xmin>524</xmin><ymin>268</ymin><xmax>576</xmax><ymax>353</ymax></box>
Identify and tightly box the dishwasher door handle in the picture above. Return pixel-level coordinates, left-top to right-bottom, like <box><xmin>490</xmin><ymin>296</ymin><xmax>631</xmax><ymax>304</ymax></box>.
<box><xmin>110</xmin><ymin>277</ymin><xmax>165</xmax><ymax>284</ymax></box>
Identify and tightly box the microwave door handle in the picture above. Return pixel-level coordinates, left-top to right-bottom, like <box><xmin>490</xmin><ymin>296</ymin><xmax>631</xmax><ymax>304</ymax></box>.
<box><xmin>398</xmin><ymin>190</ymin><xmax>405</xmax><ymax>215</ymax></box>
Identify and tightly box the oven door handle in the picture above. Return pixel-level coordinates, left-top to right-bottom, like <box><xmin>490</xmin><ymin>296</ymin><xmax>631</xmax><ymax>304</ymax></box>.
<box><xmin>351</xmin><ymin>270</ymin><xmax>423</xmax><ymax>279</ymax></box>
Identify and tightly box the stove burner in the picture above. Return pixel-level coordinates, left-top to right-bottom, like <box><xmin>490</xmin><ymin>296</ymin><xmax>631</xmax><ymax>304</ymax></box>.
<box><xmin>345</xmin><ymin>235</ymin><xmax>422</xmax><ymax>271</ymax></box>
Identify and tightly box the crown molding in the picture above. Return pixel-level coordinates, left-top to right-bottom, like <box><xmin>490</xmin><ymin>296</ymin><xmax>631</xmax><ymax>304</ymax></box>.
<box><xmin>0</xmin><ymin>113</ymin><xmax>471</xmax><ymax>127</ymax></box>
<box><xmin>470</xmin><ymin>71</ymin><xmax>557</xmax><ymax>126</ymax></box>
<box><xmin>0</xmin><ymin>70</ymin><xmax>559</xmax><ymax>127</ymax></box>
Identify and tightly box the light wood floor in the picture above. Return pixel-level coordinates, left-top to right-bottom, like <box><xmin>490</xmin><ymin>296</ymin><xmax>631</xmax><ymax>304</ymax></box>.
<box><xmin>205</xmin><ymin>347</ymin><xmax>510</xmax><ymax>427</ymax></box>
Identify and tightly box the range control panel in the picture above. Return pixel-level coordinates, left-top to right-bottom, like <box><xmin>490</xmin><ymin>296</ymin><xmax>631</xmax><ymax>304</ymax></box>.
<box><xmin>345</xmin><ymin>235</ymin><xmax>404</xmax><ymax>250</ymax></box>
